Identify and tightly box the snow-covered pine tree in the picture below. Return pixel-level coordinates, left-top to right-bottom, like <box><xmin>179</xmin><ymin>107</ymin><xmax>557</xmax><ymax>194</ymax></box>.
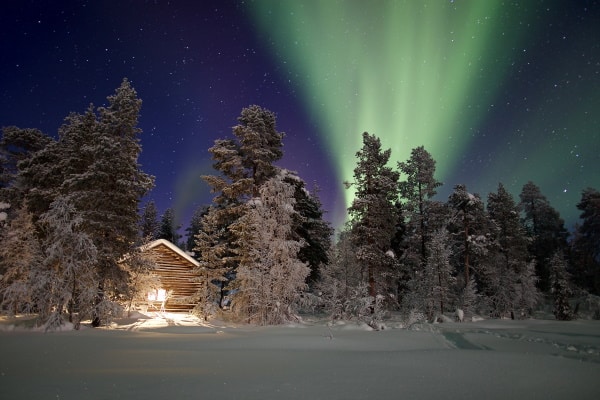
<box><xmin>235</xmin><ymin>105</ymin><xmax>284</xmax><ymax>196</ymax></box>
<box><xmin>38</xmin><ymin>196</ymin><xmax>98</xmax><ymax>330</ymax></box>
<box><xmin>317</xmin><ymin>227</ymin><xmax>371</xmax><ymax>321</ymax></box>
<box><xmin>0</xmin><ymin>206</ymin><xmax>44</xmax><ymax>315</ymax></box>
<box><xmin>185</xmin><ymin>204</ymin><xmax>209</xmax><ymax>252</ymax></box>
<box><xmin>484</xmin><ymin>183</ymin><xmax>538</xmax><ymax>318</ymax></box>
<box><xmin>448</xmin><ymin>184</ymin><xmax>489</xmax><ymax>288</ymax></box>
<box><xmin>11</xmin><ymin>128</ymin><xmax>63</xmax><ymax>219</ymax></box>
<box><xmin>570</xmin><ymin>188</ymin><xmax>600</xmax><ymax>295</ymax></box>
<box><xmin>139</xmin><ymin>200</ymin><xmax>160</xmax><ymax>241</ymax></box>
<box><xmin>57</xmin><ymin>79</ymin><xmax>154</xmax><ymax>326</ymax></box>
<box><xmin>403</xmin><ymin>227</ymin><xmax>455</xmax><ymax>322</ymax></box>
<box><xmin>480</xmin><ymin>248</ymin><xmax>519</xmax><ymax>318</ymax></box>
<box><xmin>427</xmin><ymin>228</ymin><xmax>455</xmax><ymax>320</ymax></box>
<box><xmin>398</xmin><ymin>146</ymin><xmax>443</xmax><ymax>272</ymax></box>
<box><xmin>549</xmin><ymin>251</ymin><xmax>573</xmax><ymax>320</ymax></box>
<box><xmin>193</xmin><ymin>205</ymin><xmax>237</xmax><ymax>319</ymax></box>
<box><xmin>232</xmin><ymin>171</ymin><xmax>309</xmax><ymax>325</ymax></box>
<box><xmin>346</xmin><ymin>132</ymin><xmax>400</xmax><ymax>311</ymax></box>
<box><xmin>157</xmin><ymin>208</ymin><xmax>182</xmax><ymax>245</ymax></box>
<box><xmin>282</xmin><ymin>172</ymin><xmax>333</xmax><ymax>286</ymax></box>
<box><xmin>196</xmin><ymin>105</ymin><xmax>285</xmax><ymax>316</ymax></box>
<box><xmin>459</xmin><ymin>277</ymin><xmax>479</xmax><ymax>321</ymax></box>
<box><xmin>514</xmin><ymin>260</ymin><xmax>540</xmax><ymax>318</ymax></box>
<box><xmin>519</xmin><ymin>181</ymin><xmax>569</xmax><ymax>293</ymax></box>
<box><xmin>0</xmin><ymin>126</ymin><xmax>53</xmax><ymax>207</ymax></box>
<box><xmin>1</xmin><ymin>81</ymin><xmax>153</xmax><ymax>327</ymax></box>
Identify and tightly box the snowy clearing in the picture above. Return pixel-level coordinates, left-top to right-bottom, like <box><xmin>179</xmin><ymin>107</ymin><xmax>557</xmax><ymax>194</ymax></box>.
<box><xmin>1</xmin><ymin>313</ymin><xmax>599</xmax><ymax>399</ymax></box>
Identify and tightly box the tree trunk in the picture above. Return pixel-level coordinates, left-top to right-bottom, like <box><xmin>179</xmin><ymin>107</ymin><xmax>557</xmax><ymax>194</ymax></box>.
<box><xmin>91</xmin><ymin>281</ymin><xmax>104</xmax><ymax>327</ymax></box>
<box><xmin>464</xmin><ymin>215</ymin><xmax>470</xmax><ymax>286</ymax></box>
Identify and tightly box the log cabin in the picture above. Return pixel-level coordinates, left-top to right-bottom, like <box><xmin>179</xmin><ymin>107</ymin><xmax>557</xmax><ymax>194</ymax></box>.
<box><xmin>141</xmin><ymin>239</ymin><xmax>202</xmax><ymax>312</ymax></box>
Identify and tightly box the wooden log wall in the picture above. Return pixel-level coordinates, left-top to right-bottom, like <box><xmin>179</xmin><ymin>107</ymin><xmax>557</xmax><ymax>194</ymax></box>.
<box><xmin>146</xmin><ymin>242</ymin><xmax>203</xmax><ymax>312</ymax></box>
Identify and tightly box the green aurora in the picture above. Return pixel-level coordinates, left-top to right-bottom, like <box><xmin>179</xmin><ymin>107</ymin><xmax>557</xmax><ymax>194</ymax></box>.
<box><xmin>247</xmin><ymin>1</ymin><xmax>599</xmax><ymax>228</ymax></box>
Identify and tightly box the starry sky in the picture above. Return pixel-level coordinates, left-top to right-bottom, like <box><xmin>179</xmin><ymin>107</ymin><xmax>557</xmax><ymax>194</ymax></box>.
<box><xmin>1</xmin><ymin>0</ymin><xmax>598</xmax><ymax>232</ymax></box>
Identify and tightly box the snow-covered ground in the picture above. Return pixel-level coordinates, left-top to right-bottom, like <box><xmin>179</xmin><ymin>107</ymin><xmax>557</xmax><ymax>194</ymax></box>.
<box><xmin>0</xmin><ymin>313</ymin><xmax>599</xmax><ymax>399</ymax></box>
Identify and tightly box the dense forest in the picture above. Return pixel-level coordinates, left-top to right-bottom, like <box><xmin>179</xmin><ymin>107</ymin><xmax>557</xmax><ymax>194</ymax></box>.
<box><xmin>1</xmin><ymin>81</ymin><xmax>598</xmax><ymax>330</ymax></box>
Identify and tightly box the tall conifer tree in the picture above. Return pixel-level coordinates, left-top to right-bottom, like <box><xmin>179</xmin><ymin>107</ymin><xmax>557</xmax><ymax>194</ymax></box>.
<box><xmin>283</xmin><ymin>173</ymin><xmax>333</xmax><ymax>285</ymax></box>
<box><xmin>448</xmin><ymin>184</ymin><xmax>487</xmax><ymax>287</ymax></box>
<box><xmin>347</xmin><ymin>132</ymin><xmax>400</xmax><ymax>303</ymax></box>
<box><xmin>196</xmin><ymin>105</ymin><xmax>284</xmax><ymax>315</ymax></box>
<box><xmin>549</xmin><ymin>251</ymin><xmax>573</xmax><ymax>320</ymax></box>
<box><xmin>157</xmin><ymin>208</ymin><xmax>181</xmax><ymax>245</ymax></box>
<box><xmin>398</xmin><ymin>146</ymin><xmax>442</xmax><ymax>271</ymax></box>
<box><xmin>0</xmin><ymin>126</ymin><xmax>53</xmax><ymax>207</ymax></box>
<box><xmin>519</xmin><ymin>181</ymin><xmax>568</xmax><ymax>292</ymax></box>
<box><xmin>484</xmin><ymin>183</ymin><xmax>539</xmax><ymax>317</ymax></box>
<box><xmin>571</xmin><ymin>188</ymin><xmax>600</xmax><ymax>294</ymax></box>
<box><xmin>232</xmin><ymin>172</ymin><xmax>309</xmax><ymax>324</ymax></box>
<box><xmin>57</xmin><ymin>79</ymin><xmax>154</xmax><ymax>325</ymax></box>
<box><xmin>139</xmin><ymin>201</ymin><xmax>159</xmax><ymax>241</ymax></box>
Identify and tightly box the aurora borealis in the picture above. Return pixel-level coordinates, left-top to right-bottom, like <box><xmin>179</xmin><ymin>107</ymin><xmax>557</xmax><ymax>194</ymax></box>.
<box><xmin>1</xmin><ymin>1</ymin><xmax>598</xmax><ymax>230</ymax></box>
<box><xmin>248</xmin><ymin>0</ymin><xmax>599</xmax><ymax>227</ymax></box>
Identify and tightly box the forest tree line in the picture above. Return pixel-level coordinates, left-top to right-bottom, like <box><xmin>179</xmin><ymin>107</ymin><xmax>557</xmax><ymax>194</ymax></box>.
<box><xmin>0</xmin><ymin>81</ymin><xmax>598</xmax><ymax>329</ymax></box>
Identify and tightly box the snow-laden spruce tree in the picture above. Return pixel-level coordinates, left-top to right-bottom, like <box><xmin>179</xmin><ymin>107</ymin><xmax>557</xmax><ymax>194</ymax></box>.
<box><xmin>317</xmin><ymin>228</ymin><xmax>371</xmax><ymax>320</ymax></box>
<box><xmin>447</xmin><ymin>184</ymin><xmax>490</xmax><ymax>288</ymax></box>
<box><xmin>0</xmin><ymin>126</ymin><xmax>54</xmax><ymax>208</ymax></box>
<box><xmin>459</xmin><ymin>277</ymin><xmax>479</xmax><ymax>321</ymax></box>
<box><xmin>549</xmin><ymin>251</ymin><xmax>574</xmax><ymax>320</ymax></box>
<box><xmin>185</xmin><ymin>204</ymin><xmax>209</xmax><ymax>252</ymax></box>
<box><xmin>139</xmin><ymin>200</ymin><xmax>160</xmax><ymax>241</ymax></box>
<box><xmin>514</xmin><ymin>260</ymin><xmax>540</xmax><ymax>318</ymax></box>
<box><xmin>10</xmin><ymin>129</ymin><xmax>63</xmax><ymax>219</ymax></box>
<box><xmin>1</xmin><ymin>80</ymin><xmax>153</xmax><ymax>327</ymax></box>
<box><xmin>346</xmin><ymin>132</ymin><xmax>400</xmax><ymax>312</ymax></box>
<box><xmin>402</xmin><ymin>227</ymin><xmax>456</xmax><ymax>322</ymax></box>
<box><xmin>231</xmin><ymin>170</ymin><xmax>309</xmax><ymax>325</ymax></box>
<box><xmin>398</xmin><ymin>146</ymin><xmax>443</xmax><ymax>273</ymax></box>
<box><xmin>37</xmin><ymin>196</ymin><xmax>98</xmax><ymax>330</ymax></box>
<box><xmin>193</xmin><ymin>205</ymin><xmax>232</xmax><ymax>319</ymax></box>
<box><xmin>423</xmin><ymin>228</ymin><xmax>456</xmax><ymax>321</ymax></box>
<box><xmin>570</xmin><ymin>188</ymin><xmax>600</xmax><ymax>295</ymax></box>
<box><xmin>282</xmin><ymin>173</ymin><xmax>333</xmax><ymax>286</ymax></box>
<box><xmin>0</xmin><ymin>206</ymin><xmax>44</xmax><ymax>315</ymax></box>
<box><xmin>483</xmin><ymin>183</ymin><xmax>539</xmax><ymax>318</ymax></box>
<box><xmin>519</xmin><ymin>181</ymin><xmax>569</xmax><ymax>293</ymax></box>
<box><xmin>196</xmin><ymin>105</ymin><xmax>285</xmax><ymax>316</ymax></box>
<box><xmin>157</xmin><ymin>208</ymin><xmax>181</xmax><ymax>245</ymax></box>
<box><xmin>57</xmin><ymin>79</ymin><xmax>154</xmax><ymax>326</ymax></box>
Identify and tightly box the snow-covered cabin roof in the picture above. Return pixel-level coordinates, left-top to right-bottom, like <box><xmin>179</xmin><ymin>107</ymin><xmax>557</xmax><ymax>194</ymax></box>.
<box><xmin>143</xmin><ymin>239</ymin><xmax>200</xmax><ymax>267</ymax></box>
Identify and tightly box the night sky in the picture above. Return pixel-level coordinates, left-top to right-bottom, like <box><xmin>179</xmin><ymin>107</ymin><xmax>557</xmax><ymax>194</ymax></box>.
<box><xmin>2</xmin><ymin>1</ymin><xmax>598</xmax><ymax>232</ymax></box>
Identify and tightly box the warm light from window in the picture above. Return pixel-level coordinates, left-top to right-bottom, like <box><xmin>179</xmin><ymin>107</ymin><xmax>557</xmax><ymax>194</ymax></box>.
<box><xmin>147</xmin><ymin>288</ymin><xmax>167</xmax><ymax>301</ymax></box>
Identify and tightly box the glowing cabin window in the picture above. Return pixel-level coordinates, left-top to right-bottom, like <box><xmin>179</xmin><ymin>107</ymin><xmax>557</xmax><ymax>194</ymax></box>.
<box><xmin>147</xmin><ymin>289</ymin><xmax>167</xmax><ymax>302</ymax></box>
